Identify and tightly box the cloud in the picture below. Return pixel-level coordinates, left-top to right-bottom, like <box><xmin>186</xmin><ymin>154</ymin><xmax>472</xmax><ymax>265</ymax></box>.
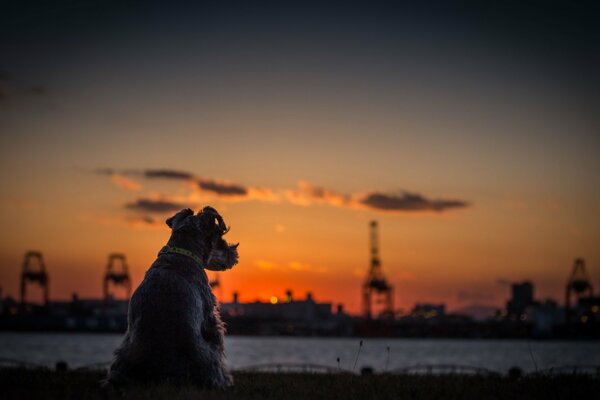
<box><xmin>288</xmin><ymin>261</ymin><xmax>328</xmax><ymax>274</ymax></box>
<box><xmin>0</xmin><ymin>73</ymin><xmax>47</xmax><ymax>104</ymax></box>
<box><xmin>98</xmin><ymin>215</ymin><xmax>165</xmax><ymax>230</ymax></box>
<box><xmin>95</xmin><ymin>168</ymin><xmax>194</xmax><ymax>180</ymax></box>
<box><xmin>254</xmin><ymin>260</ymin><xmax>328</xmax><ymax>273</ymax></box>
<box><xmin>285</xmin><ymin>180</ymin><xmax>350</xmax><ymax>207</ymax></box>
<box><xmin>195</xmin><ymin>178</ymin><xmax>278</xmax><ymax>202</ymax></box>
<box><xmin>96</xmin><ymin>167</ymin><xmax>470</xmax><ymax>215</ymax></box>
<box><xmin>255</xmin><ymin>260</ymin><xmax>278</xmax><ymax>270</ymax></box>
<box><xmin>95</xmin><ymin>167</ymin><xmax>278</xmax><ymax>202</ymax></box>
<box><xmin>93</xmin><ymin>169</ymin><xmax>142</xmax><ymax>192</ymax></box>
<box><xmin>94</xmin><ymin>168</ymin><xmax>115</xmax><ymax>175</ymax></box>
<box><xmin>286</xmin><ymin>180</ymin><xmax>470</xmax><ymax>214</ymax></box>
<box><xmin>245</xmin><ymin>187</ymin><xmax>280</xmax><ymax>202</ymax></box>
<box><xmin>198</xmin><ymin>179</ymin><xmax>248</xmax><ymax>196</ymax></box>
<box><xmin>110</xmin><ymin>174</ymin><xmax>142</xmax><ymax>192</ymax></box>
<box><xmin>359</xmin><ymin>192</ymin><xmax>469</xmax><ymax>212</ymax></box>
<box><xmin>125</xmin><ymin>198</ymin><xmax>187</xmax><ymax>213</ymax></box>
<box><xmin>289</xmin><ymin>261</ymin><xmax>311</xmax><ymax>271</ymax></box>
<box><xmin>144</xmin><ymin>169</ymin><xmax>194</xmax><ymax>180</ymax></box>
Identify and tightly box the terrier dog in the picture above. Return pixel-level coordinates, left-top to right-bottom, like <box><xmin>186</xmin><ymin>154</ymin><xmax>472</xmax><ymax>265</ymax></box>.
<box><xmin>105</xmin><ymin>206</ymin><xmax>238</xmax><ymax>389</ymax></box>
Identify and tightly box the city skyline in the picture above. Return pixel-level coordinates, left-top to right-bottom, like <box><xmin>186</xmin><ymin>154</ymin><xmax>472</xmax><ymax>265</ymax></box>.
<box><xmin>1</xmin><ymin>1</ymin><xmax>599</xmax><ymax>313</ymax></box>
<box><xmin>3</xmin><ymin>237</ymin><xmax>595</xmax><ymax>316</ymax></box>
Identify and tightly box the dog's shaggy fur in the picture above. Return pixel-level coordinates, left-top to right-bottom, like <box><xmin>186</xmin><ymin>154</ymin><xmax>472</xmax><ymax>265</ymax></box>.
<box><xmin>105</xmin><ymin>207</ymin><xmax>238</xmax><ymax>389</ymax></box>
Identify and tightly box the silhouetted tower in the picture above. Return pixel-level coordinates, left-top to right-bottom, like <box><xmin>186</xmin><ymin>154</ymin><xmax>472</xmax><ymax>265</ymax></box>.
<box><xmin>362</xmin><ymin>221</ymin><xmax>394</xmax><ymax>319</ymax></box>
<box><xmin>209</xmin><ymin>273</ymin><xmax>223</xmax><ymax>301</ymax></box>
<box><xmin>20</xmin><ymin>251</ymin><xmax>49</xmax><ymax>309</ymax></box>
<box><xmin>565</xmin><ymin>258</ymin><xmax>593</xmax><ymax>322</ymax></box>
<box><xmin>103</xmin><ymin>253</ymin><xmax>132</xmax><ymax>303</ymax></box>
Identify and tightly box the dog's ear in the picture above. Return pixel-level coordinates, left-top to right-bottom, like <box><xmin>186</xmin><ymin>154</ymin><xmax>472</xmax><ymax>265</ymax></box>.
<box><xmin>165</xmin><ymin>208</ymin><xmax>194</xmax><ymax>230</ymax></box>
<box><xmin>197</xmin><ymin>206</ymin><xmax>229</xmax><ymax>234</ymax></box>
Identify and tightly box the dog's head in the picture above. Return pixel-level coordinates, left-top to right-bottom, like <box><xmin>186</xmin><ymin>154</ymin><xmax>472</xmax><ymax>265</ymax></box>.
<box><xmin>166</xmin><ymin>207</ymin><xmax>239</xmax><ymax>271</ymax></box>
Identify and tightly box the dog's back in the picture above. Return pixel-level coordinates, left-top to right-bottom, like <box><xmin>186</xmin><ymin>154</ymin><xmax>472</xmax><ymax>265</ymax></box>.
<box><xmin>108</xmin><ymin>261</ymin><xmax>229</xmax><ymax>386</ymax></box>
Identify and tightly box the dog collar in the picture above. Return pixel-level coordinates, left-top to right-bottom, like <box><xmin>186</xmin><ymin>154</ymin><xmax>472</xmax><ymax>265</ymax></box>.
<box><xmin>158</xmin><ymin>245</ymin><xmax>203</xmax><ymax>266</ymax></box>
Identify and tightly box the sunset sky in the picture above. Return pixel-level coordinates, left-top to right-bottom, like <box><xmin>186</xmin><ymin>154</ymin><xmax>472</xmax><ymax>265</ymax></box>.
<box><xmin>1</xmin><ymin>1</ymin><xmax>599</xmax><ymax>314</ymax></box>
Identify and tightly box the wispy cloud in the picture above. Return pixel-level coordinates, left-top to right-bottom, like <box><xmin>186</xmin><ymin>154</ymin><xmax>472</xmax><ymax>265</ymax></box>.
<box><xmin>289</xmin><ymin>261</ymin><xmax>328</xmax><ymax>274</ymax></box>
<box><xmin>144</xmin><ymin>169</ymin><xmax>194</xmax><ymax>180</ymax></box>
<box><xmin>359</xmin><ymin>192</ymin><xmax>469</xmax><ymax>212</ymax></box>
<box><xmin>255</xmin><ymin>259</ymin><xmax>278</xmax><ymax>270</ymax></box>
<box><xmin>125</xmin><ymin>198</ymin><xmax>187</xmax><ymax>213</ymax></box>
<box><xmin>110</xmin><ymin>174</ymin><xmax>142</xmax><ymax>192</ymax></box>
<box><xmin>194</xmin><ymin>177</ymin><xmax>278</xmax><ymax>202</ymax></box>
<box><xmin>254</xmin><ymin>259</ymin><xmax>328</xmax><ymax>274</ymax></box>
<box><xmin>285</xmin><ymin>180</ymin><xmax>350</xmax><ymax>207</ymax></box>
<box><xmin>0</xmin><ymin>72</ymin><xmax>47</xmax><ymax>105</ymax></box>
<box><xmin>98</xmin><ymin>215</ymin><xmax>166</xmax><ymax>230</ymax></box>
<box><xmin>286</xmin><ymin>180</ymin><xmax>470</xmax><ymax>214</ymax></box>
<box><xmin>95</xmin><ymin>167</ymin><xmax>470</xmax><ymax>216</ymax></box>
<box><xmin>198</xmin><ymin>179</ymin><xmax>248</xmax><ymax>196</ymax></box>
<box><xmin>96</xmin><ymin>167</ymin><xmax>278</xmax><ymax>202</ymax></box>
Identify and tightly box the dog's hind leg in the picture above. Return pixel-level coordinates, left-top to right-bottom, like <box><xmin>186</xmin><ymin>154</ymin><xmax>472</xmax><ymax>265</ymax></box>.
<box><xmin>104</xmin><ymin>335</ymin><xmax>137</xmax><ymax>391</ymax></box>
<box><xmin>189</xmin><ymin>344</ymin><xmax>233</xmax><ymax>389</ymax></box>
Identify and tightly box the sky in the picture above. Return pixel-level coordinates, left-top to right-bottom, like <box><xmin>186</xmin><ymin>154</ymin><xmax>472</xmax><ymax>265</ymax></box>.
<box><xmin>1</xmin><ymin>0</ymin><xmax>599</xmax><ymax>315</ymax></box>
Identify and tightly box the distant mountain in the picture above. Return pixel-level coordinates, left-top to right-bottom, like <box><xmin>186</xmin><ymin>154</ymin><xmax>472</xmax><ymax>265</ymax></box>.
<box><xmin>452</xmin><ymin>304</ymin><xmax>499</xmax><ymax>321</ymax></box>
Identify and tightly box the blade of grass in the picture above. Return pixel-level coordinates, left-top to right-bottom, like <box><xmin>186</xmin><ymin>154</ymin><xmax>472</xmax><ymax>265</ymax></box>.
<box><xmin>353</xmin><ymin>340</ymin><xmax>363</xmax><ymax>372</ymax></box>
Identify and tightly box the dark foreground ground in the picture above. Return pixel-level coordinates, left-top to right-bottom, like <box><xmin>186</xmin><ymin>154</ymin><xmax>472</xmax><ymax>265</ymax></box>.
<box><xmin>1</xmin><ymin>368</ymin><xmax>599</xmax><ymax>400</ymax></box>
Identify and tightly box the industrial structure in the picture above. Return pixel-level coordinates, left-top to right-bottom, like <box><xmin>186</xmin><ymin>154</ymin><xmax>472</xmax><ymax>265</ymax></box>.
<box><xmin>565</xmin><ymin>258</ymin><xmax>593</xmax><ymax>323</ymax></box>
<box><xmin>362</xmin><ymin>221</ymin><xmax>394</xmax><ymax>319</ymax></box>
<box><xmin>20</xmin><ymin>251</ymin><xmax>49</xmax><ymax>309</ymax></box>
<box><xmin>103</xmin><ymin>253</ymin><xmax>132</xmax><ymax>303</ymax></box>
<box><xmin>3</xmin><ymin>247</ymin><xmax>599</xmax><ymax>337</ymax></box>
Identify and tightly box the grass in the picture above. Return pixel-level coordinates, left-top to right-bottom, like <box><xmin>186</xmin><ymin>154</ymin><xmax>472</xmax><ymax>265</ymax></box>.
<box><xmin>0</xmin><ymin>368</ymin><xmax>598</xmax><ymax>400</ymax></box>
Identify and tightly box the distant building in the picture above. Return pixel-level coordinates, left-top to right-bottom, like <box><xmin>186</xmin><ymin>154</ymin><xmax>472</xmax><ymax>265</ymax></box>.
<box><xmin>410</xmin><ymin>303</ymin><xmax>445</xmax><ymax>319</ymax></box>
<box><xmin>506</xmin><ymin>281</ymin><xmax>535</xmax><ymax>318</ymax></box>
<box><xmin>0</xmin><ymin>296</ymin><xmax>19</xmax><ymax>316</ymax></box>
<box><xmin>577</xmin><ymin>296</ymin><xmax>600</xmax><ymax>324</ymax></box>
<box><xmin>221</xmin><ymin>291</ymin><xmax>334</xmax><ymax>321</ymax></box>
<box><xmin>0</xmin><ymin>293</ymin><xmax>128</xmax><ymax>332</ymax></box>
<box><xmin>526</xmin><ymin>299</ymin><xmax>563</xmax><ymax>336</ymax></box>
<box><xmin>219</xmin><ymin>291</ymin><xmax>352</xmax><ymax>336</ymax></box>
<box><xmin>40</xmin><ymin>292</ymin><xmax>129</xmax><ymax>317</ymax></box>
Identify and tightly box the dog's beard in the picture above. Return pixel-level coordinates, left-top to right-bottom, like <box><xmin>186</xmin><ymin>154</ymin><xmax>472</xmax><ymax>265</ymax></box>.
<box><xmin>205</xmin><ymin>240</ymin><xmax>238</xmax><ymax>271</ymax></box>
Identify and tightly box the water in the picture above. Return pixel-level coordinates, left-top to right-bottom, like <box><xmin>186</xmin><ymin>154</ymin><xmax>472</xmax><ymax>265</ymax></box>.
<box><xmin>1</xmin><ymin>333</ymin><xmax>598</xmax><ymax>373</ymax></box>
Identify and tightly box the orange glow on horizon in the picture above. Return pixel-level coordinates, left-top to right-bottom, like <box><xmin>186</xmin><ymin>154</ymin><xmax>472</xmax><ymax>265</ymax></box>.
<box><xmin>0</xmin><ymin>178</ymin><xmax>598</xmax><ymax>316</ymax></box>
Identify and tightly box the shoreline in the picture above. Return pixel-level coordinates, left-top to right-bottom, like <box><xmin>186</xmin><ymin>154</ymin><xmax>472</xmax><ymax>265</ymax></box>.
<box><xmin>1</xmin><ymin>368</ymin><xmax>599</xmax><ymax>400</ymax></box>
<box><xmin>0</xmin><ymin>330</ymin><xmax>597</xmax><ymax>341</ymax></box>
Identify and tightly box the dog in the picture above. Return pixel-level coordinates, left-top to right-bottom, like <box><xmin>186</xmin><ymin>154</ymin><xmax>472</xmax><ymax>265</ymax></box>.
<box><xmin>105</xmin><ymin>206</ymin><xmax>239</xmax><ymax>389</ymax></box>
